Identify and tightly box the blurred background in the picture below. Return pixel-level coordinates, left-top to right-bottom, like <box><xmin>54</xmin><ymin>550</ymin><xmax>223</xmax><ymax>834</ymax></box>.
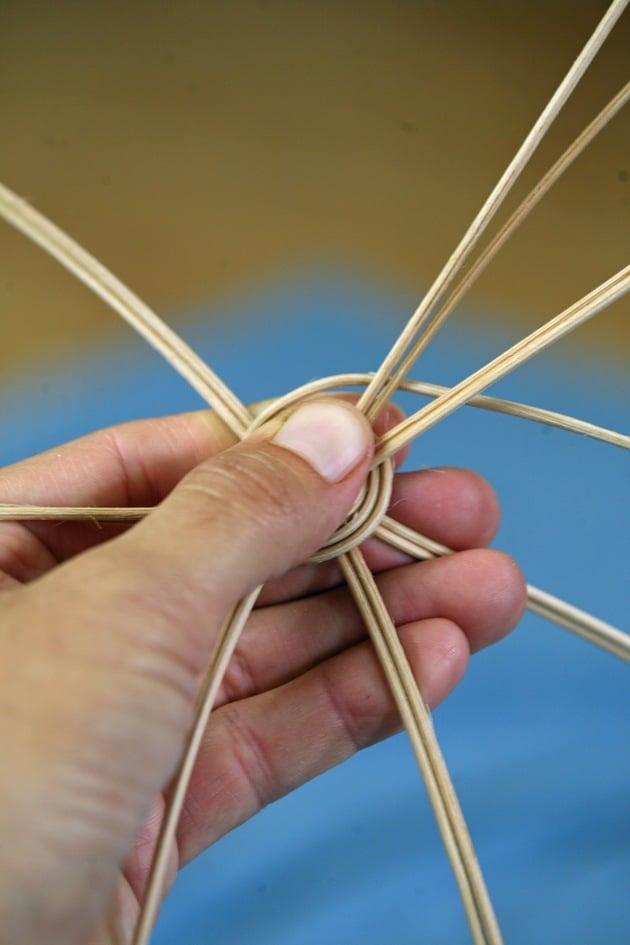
<box><xmin>1</xmin><ymin>0</ymin><xmax>628</xmax><ymax>380</ymax></box>
<box><xmin>1</xmin><ymin>3</ymin><xmax>628</xmax><ymax>944</ymax></box>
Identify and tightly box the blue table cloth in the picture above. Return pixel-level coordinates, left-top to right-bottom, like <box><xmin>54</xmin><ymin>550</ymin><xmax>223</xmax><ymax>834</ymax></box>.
<box><xmin>1</xmin><ymin>273</ymin><xmax>628</xmax><ymax>943</ymax></box>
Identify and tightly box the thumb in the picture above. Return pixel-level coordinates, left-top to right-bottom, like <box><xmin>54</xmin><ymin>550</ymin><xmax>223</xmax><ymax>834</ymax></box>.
<box><xmin>127</xmin><ymin>396</ymin><xmax>374</xmax><ymax>630</ymax></box>
<box><xmin>64</xmin><ymin>397</ymin><xmax>375</xmax><ymax>679</ymax></box>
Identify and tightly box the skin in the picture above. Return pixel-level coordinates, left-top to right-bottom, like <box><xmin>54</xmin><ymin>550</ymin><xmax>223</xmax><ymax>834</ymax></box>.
<box><xmin>0</xmin><ymin>399</ymin><xmax>526</xmax><ymax>945</ymax></box>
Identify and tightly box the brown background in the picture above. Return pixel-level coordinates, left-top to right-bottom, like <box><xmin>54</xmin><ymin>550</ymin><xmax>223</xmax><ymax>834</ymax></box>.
<box><xmin>1</xmin><ymin>0</ymin><xmax>628</xmax><ymax>381</ymax></box>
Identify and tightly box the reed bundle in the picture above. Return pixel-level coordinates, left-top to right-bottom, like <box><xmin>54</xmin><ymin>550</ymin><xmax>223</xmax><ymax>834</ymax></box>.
<box><xmin>0</xmin><ymin>2</ymin><xmax>628</xmax><ymax>942</ymax></box>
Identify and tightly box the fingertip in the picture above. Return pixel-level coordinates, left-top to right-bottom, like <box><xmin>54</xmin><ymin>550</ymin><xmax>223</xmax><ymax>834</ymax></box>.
<box><xmin>454</xmin><ymin>468</ymin><xmax>501</xmax><ymax>547</ymax></box>
<box><xmin>461</xmin><ymin>547</ymin><xmax>527</xmax><ymax>651</ymax></box>
<box><xmin>325</xmin><ymin>394</ymin><xmax>409</xmax><ymax>468</ymax></box>
<box><xmin>399</xmin><ymin>617</ymin><xmax>470</xmax><ymax>710</ymax></box>
<box><xmin>389</xmin><ymin>467</ymin><xmax>501</xmax><ymax>550</ymax></box>
<box><xmin>372</xmin><ymin>402</ymin><xmax>410</xmax><ymax>469</ymax></box>
<box><xmin>271</xmin><ymin>399</ymin><xmax>373</xmax><ymax>483</ymax></box>
<box><xmin>483</xmin><ymin>548</ymin><xmax>527</xmax><ymax>643</ymax></box>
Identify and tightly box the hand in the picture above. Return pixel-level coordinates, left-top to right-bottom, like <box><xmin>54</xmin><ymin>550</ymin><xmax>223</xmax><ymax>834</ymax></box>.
<box><xmin>0</xmin><ymin>399</ymin><xmax>525</xmax><ymax>945</ymax></box>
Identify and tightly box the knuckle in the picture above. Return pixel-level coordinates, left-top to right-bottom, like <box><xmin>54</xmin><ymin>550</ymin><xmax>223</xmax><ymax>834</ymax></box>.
<box><xmin>187</xmin><ymin>447</ymin><xmax>305</xmax><ymax>533</ymax></box>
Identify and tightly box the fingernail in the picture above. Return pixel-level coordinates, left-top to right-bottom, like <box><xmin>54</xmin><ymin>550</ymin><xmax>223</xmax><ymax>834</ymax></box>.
<box><xmin>272</xmin><ymin>401</ymin><xmax>371</xmax><ymax>482</ymax></box>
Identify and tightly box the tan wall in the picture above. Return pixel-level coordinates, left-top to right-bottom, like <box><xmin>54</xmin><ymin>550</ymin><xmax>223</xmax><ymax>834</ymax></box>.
<box><xmin>1</xmin><ymin>0</ymin><xmax>628</xmax><ymax>376</ymax></box>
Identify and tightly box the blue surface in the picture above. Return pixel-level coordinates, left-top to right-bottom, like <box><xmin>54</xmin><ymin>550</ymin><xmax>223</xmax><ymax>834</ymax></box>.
<box><xmin>1</xmin><ymin>274</ymin><xmax>628</xmax><ymax>943</ymax></box>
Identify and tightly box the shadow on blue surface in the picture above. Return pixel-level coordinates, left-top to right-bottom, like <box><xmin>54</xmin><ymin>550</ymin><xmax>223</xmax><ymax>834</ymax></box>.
<box><xmin>1</xmin><ymin>273</ymin><xmax>628</xmax><ymax>943</ymax></box>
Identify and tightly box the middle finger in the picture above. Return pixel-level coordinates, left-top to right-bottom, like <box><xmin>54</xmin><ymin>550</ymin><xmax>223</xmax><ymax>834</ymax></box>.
<box><xmin>218</xmin><ymin>547</ymin><xmax>524</xmax><ymax>707</ymax></box>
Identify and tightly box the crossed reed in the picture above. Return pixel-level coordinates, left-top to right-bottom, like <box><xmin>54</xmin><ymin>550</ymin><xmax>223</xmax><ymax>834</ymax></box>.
<box><xmin>0</xmin><ymin>2</ymin><xmax>628</xmax><ymax>942</ymax></box>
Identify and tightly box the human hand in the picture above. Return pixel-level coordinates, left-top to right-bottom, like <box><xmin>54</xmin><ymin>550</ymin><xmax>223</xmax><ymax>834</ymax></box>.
<box><xmin>0</xmin><ymin>399</ymin><xmax>525</xmax><ymax>945</ymax></box>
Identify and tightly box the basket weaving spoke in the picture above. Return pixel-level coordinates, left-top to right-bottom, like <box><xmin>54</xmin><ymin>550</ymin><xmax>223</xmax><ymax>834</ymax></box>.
<box><xmin>133</xmin><ymin>588</ymin><xmax>262</xmax><ymax>945</ymax></box>
<box><xmin>376</xmin><ymin>265</ymin><xmax>630</xmax><ymax>462</ymax></box>
<box><xmin>357</xmin><ymin>0</ymin><xmax>628</xmax><ymax>420</ymax></box>
<box><xmin>365</xmin><ymin>82</ymin><xmax>630</xmax><ymax>413</ymax></box>
<box><xmin>339</xmin><ymin>547</ymin><xmax>503</xmax><ymax>945</ymax></box>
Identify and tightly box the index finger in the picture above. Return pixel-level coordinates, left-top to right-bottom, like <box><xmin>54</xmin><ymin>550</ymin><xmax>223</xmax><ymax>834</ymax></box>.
<box><xmin>0</xmin><ymin>408</ymin><xmax>237</xmax><ymax>562</ymax></box>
